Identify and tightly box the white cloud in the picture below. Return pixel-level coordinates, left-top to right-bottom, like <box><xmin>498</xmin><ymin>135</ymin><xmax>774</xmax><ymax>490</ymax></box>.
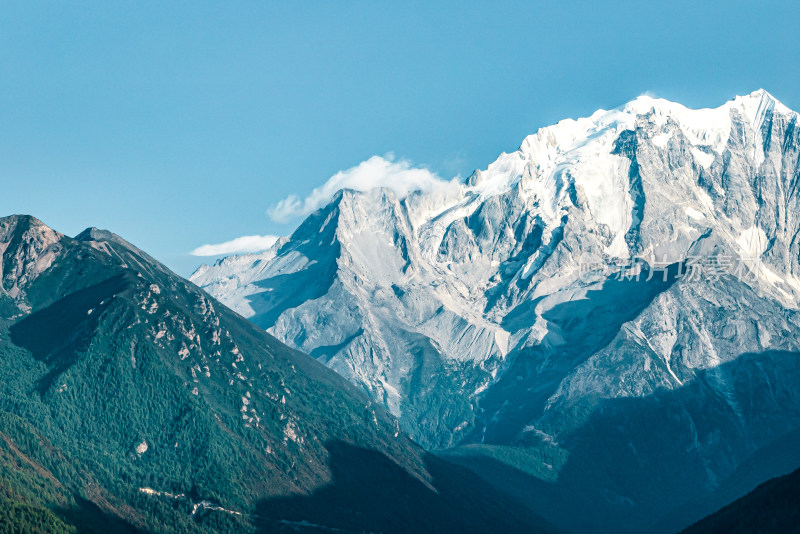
<box><xmin>191</xmin><ymin>234</ymin><xmax>279</xmax><ymax>256</ymax></box>
<box><xmin>267</xmin><ymin>154</ymin><xmax>454</xmax><ymax>222</ymax></box>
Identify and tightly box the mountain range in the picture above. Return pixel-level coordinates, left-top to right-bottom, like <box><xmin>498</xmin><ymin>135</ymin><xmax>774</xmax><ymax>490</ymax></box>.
<box><xmin>193</xmin><ymin>90</ymin><xmax>800</xmax><ymax>532</ymax></box>
<box><xmin>0</xmin><ymin>214</ymin><xmax>551</xmax><ymax>533</ymax></box>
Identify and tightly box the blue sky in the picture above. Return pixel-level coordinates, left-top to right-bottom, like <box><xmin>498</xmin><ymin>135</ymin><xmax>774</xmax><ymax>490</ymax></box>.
<box><xmin>2</xmin><ymin>1</ymin><xmax>799</xmax><ymax>276</ymax></box>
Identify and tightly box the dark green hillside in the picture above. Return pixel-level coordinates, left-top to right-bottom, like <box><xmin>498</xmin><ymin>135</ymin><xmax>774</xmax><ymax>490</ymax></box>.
<box><xmin>0</xmin><ymin>215</ymin><xmax>549</xmax><ymax>533</ymax></box>
<box><xmin>682</xmin><ymin>467</ymin><xmax>800</xmax><ymax>533</ymax></box>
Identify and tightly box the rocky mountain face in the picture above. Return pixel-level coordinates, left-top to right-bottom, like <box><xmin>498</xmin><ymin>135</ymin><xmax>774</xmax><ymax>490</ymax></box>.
<box><xmin>0</xmin><ymin>215</ymin><xmax>549</xmax><ymax>534</ymax></box>
<box><xmin>193</xmin><ymin>90</ymin><xmax>800</xmax><ymax>532</ymax></box>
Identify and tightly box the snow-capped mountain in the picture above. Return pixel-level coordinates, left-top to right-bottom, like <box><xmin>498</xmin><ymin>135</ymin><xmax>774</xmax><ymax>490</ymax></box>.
<box><xmin>193</xmin><ymin>90</ymin><xmax>800</xmax><ymax>531</ymax></box>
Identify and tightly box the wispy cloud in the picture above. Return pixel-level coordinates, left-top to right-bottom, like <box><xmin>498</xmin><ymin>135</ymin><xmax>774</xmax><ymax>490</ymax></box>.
<box><xmin>267</xmin><ymin>154</ymin><xmax>455</xmax><ymax>223</ymax></box>
<box><xmin>191</xmin><ymin>234</ymin><xmax>279</xmax><ymax>256</ymax></box>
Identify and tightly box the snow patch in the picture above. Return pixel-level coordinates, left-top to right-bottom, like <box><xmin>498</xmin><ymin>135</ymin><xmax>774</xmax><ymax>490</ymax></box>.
<box><xmin>651</xmin><ymin>131</ymin><xmax>673</xmax><ymax>147</ymax></box>
<box><xmin>736</xmin><ymin>226</ymin><xmax>768</xmax><ymax>258</ymax></box>
<box><xmin>685</xmin><ymin>207</ymin><xmax>706</xmax><ymax>220</ymax></box>
<box><xmin>691</xmin><ymin>148</ymin><xmax>715</xmax><ymax>169</ymax></box>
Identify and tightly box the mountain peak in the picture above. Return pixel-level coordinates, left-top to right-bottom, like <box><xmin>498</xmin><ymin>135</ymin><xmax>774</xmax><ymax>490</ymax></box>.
<box><xmin>75</xmin><ymin>226</ymin><xmax>148</xmax><ymax>258</ymax></box>
<box><xmin>742</xmin><ymin>87</ymin><xmax>781</xmax><ymax>104</ymax></box>
<box><xmin>0</xmin><ymin>214</ymin><xmax>42</xmax><ymax>225</ymax></box>
<box><xmin>0</xmin><ymin>214</ymin><xmax>59</xmax><ymax>237</ymax></box>
<box><xmin>731</xmin><ymin>88</ymin><xmax>793</xmax><ymax>128</ymax></box>
<box><xmin>0</xmin><ymin>214</ymin><xmax>63</xmax><ymax>253</ymax></box>
<box><xmin>75</xmin><ymin>226</ymin><xmax>116</xmax><ymax>242</ymax></box>
<box><xmin>621</xmin><ymin>93</ymin><xmax>676</xmax><ymax>114</ymax></box>
<box><xmin>621</xmin><ymin>89</ymin><xmax>789</xmax><ymax>116</ymax></box>
<box><xmin>0</xmin><ymin>215</ymin><xmax>64</xmax><ymax>304</ymax></box>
